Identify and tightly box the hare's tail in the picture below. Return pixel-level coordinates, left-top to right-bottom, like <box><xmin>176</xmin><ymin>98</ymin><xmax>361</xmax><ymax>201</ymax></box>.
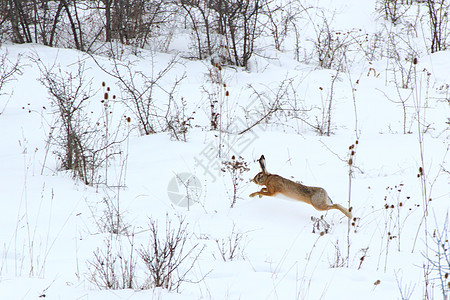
<box><xmin>331</xmin><ymin>204</ymin><xmax>353</xmax><ymax>219</ymax></box>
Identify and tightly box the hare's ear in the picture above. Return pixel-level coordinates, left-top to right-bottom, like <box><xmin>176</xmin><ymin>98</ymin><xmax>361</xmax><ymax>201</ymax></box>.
<box><xmin>258</xmin><ymin>155</ymin><xmax>268</xmax><ymax>174</ymax></box>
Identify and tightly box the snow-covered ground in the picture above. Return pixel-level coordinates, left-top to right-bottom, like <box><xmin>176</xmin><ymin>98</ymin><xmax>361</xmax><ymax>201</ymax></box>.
<box><xmin>1</xmin><ymin>0</ymin><xmax>449</xmax><ymax>299</ymax></box>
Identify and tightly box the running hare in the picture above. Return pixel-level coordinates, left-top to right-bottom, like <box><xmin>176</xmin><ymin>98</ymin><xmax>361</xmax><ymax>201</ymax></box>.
<box><xmin>249</xmin><ymin>155</ymin><xmax>353</xmax><ymax>219</ymax></box>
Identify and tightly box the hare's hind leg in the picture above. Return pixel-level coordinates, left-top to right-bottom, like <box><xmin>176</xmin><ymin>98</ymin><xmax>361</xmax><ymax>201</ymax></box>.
<box><xmin>310</xmin><ymin>189</ymin><xmax>331</xmax><ymax>211</ymax></box>
<box><xmin>330</xmin><ymin>204</ymin><xmax>353</xmax><ymax>219</ymax></box>
<box><xmin>311</xmin><ymin>191</ymin><xmax>352</xmax><ymax>218</ymax></box>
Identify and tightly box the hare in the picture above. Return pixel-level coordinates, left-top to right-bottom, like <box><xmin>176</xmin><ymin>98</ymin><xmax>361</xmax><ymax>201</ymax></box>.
<box><xmin>249</xmin><ymin>155</ymin><xmax>353</xmax><ymax>219</ymax></box>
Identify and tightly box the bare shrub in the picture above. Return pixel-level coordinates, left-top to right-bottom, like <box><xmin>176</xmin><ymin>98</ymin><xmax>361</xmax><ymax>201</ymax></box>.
<box><xmin>346</xmin><ymin>140</ymin><xmax>359</xmax><ymax>267</ymax></box>
<box><xmin>395</xmin><ymin>270</ymin><xmax>416</xmax><ymax>300</ymax></box>
<box><xmin>202</xmin><ymin>64</ymin><xmax>229</xmax><ymax>133</ymax></box>
<box><xmin>427</xmin><ymin>213</ymin><xmax>450</xmax><ymax>299</ymax></box>
<box><xmin>93</xmin><ymin>55</ymin><xmax>180</xmax><ymax>136</ymax></box>
<box><xmin>374</xmin><ymin>28</ymin><xmax>420</xmax><ymax>132</ymax></box>
<box><xmin>0</xmin><ymin>52</ymin><xmax>23</xmax><ymax>115</ymax></box>
<box><xmin>166</xmin><ymin>97</ymin><xmax>193</xmax><ymax>142</ymax></box>
<box><xmin>88</xmin><ymin>235</ymin><xmax>137</xmax><ymax>290</ymax></box>
<box><xmin>377</xmin><ymin>86</ymin><xmax>414</xmax><ymax>134</ymax></box>
<box><xmin>329</xmin><ymin>241</ymin><xmax>347</xmax><ymax>268</ymax></box>
<box><xmin>410</xmin><ymin>70</ymin><xmax>436</xmax><ymax>298</ymax></box>
<box><xmin>387</xmin><ymin>32</ymin><xmax>419</xmax><ymax>89</ymax></box>
<box><xmin>357</xmin><ymin>247</ymin><xmax>369</xmax><ymax>270</ymax></box>
<box><xmin>200</xmin><ymin>64</ymin><xmax>231</xmax><ymax>159</ymax></box>
<box><xmin>383</xmin><ymin>183</ymin><xmax>416</xmax><ymax>250</ymax></box>
<box><xmin>311</xmin><ymin>215</ymin><xmax>330</xmax><ymax>235</ymax></box>
<box><xmin>242</xmin><ymin>71</ymin><xmax>338</xmax><ymax>136</ymax></box>
<box><xmin>38</xmin><ymin>61</ymin><xmax>93</xmax><ymax>183</ymax></box>
<box><xmin>89</xmin><ymin>193</ymin><xmax>130</xmax><ymax>235</ymax></box>
<box><xmin>357</xmin><ymin>31</ymin><xmax>385</xmax><ymax>62</ymax></box>
<box><xmin>377</xmin><ymin>183</ymin><xmax>418</xmax><ymax>272</ymax></box>
<box><xmin>313</xmin><ymin>70</ymin><xmax>340</xmax><ymax>136</ymax></box>
<box><xmin>221</xmin><ymin>155</ymin><xmax>250</xmax><ymax>208</ymax></box>
<box><xmin>138</xmin><ymin>216</ymin><xmax>203</xmax><ymax>291</ymax></box>
<box><xmin>214</xmin><ymin>225</ymin><xmax>246</xmax><ymax>261</ymax></box>
<box><xmin>242</xmin><ymin>77</ymin><xmax>308</xmax><ymax>134</ymax></box>
<box><xmin>312</xmin><ymin>14</ymin><xmax>354</xmax><ymax>71</ymax></box>
<box><xmin>164</xmin><ymin>75</ymin><xmax>195</xmax><ymax>142</ymax></box>
<box><xmin>262</xmin><ymin>0</ymin><xmax>307</xmax><ymax>51</ymax></box>
<box><xmin>37</xmin><ymin>59</ymin><xmax>125</xmax><ymax>185</ymax></box>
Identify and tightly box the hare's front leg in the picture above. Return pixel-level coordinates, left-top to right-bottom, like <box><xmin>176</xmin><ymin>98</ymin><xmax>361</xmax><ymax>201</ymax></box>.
<box><xmin>250</xmin><ymin>187</ymin><xmax>273</xmax><ymax>198</ymax></box>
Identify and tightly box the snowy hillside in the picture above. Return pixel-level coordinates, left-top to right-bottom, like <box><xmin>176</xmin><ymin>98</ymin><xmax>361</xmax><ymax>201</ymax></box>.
<box><xmin>0</xmin><ymin>0</ymin><xmax>449</xmax><ymax>299</ymax></box>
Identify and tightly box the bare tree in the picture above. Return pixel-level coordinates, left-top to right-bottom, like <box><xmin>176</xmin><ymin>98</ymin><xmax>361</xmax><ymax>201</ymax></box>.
<box><xmin>99</xmin><ymin>0</ymin><xmax>174</xmax><ymax>48</ymax></box>
<box><xmin>426</xmin><ymin>0</ymin><xmax>449</xmax><ymax>53</ymax></box>
<box><xmin>216</xmin><ymin>0</ymin><xmax>262</xmax><ymax>67</ymax></box>
<box><xmin>1</xmin><ymin>0</ymin><xmax>84</xmax><ymax>49</ymax></box>
<box><xmin>6</xmin><ymin>0</ymin><xmax>33</xmax><ymax>43</ymax></box>
<box><xmin>377</xmin><ymin>0</ymin><xmax>412</xmax><ymax>25</ymax></box>
<box><xmin>179</xmin><ymin>0</ymin><xmax>263</xmax><ymax>67</ymax></box>
<box><xmin>179</xmin><ymin>0</ymin><xmax>216</xmax><ymax>60</ymax></box>
<box><xmin>60</xmin><ymin>0</ymin><xmax>84</xmax><ymax>50</ymax></box>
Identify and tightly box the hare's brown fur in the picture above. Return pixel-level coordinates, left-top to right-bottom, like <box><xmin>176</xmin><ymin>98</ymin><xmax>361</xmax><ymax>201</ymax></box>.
<box><xmin>250</xmin><ymin>156</ymin><xmax>353</xmax><ymax>219</ymax></box>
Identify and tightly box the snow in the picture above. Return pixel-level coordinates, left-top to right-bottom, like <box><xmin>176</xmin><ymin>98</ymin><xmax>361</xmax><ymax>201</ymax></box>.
<box><xmin>1</xmin><ymin>2</ymin><xmax>449</xmax><ymax>299</ymax></box>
